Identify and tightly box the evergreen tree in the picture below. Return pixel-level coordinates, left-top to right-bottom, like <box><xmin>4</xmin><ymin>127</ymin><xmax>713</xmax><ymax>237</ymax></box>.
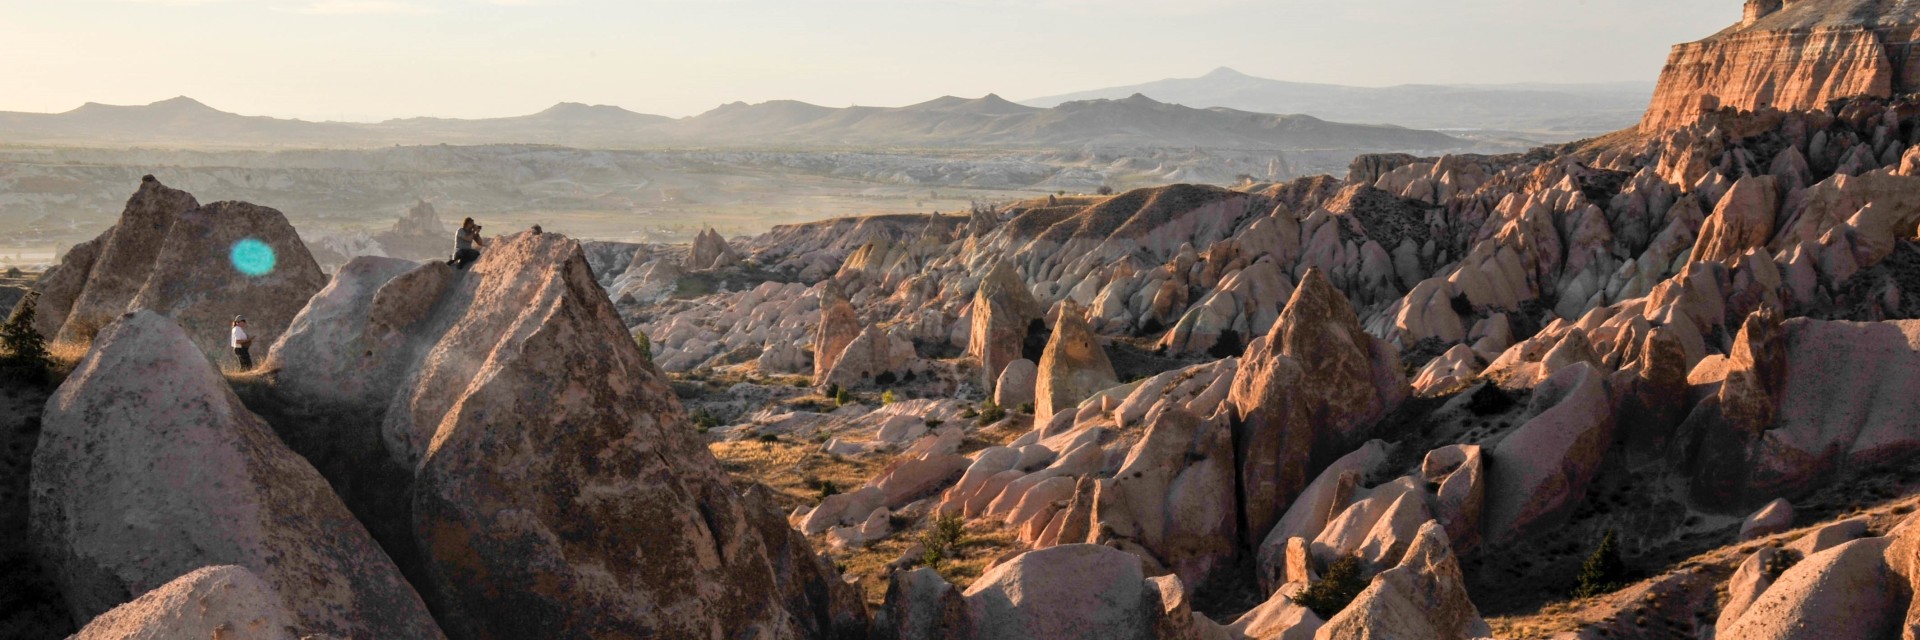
<box><xmin>0</xmin><ymin>291</ymin><xmax>52</xmax><ymax>384</ymax></box>
<box><xmin>633</xmin><ymin>330</ymin><xmax>653</xmax><ymax>364</ymax></box>
<box><xmin>1292</xmin><ymin>555</ymin><xmax>1367</xmax><ymax>619</ymax></box>
<box><xmin>1574</xmin><ymin>529</ymin><xmax>1628</xmax><ymax>598</ymax></box>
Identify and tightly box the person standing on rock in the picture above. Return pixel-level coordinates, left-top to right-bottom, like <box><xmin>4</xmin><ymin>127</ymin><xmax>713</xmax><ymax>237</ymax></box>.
<box><xmin>230</xmin><ymin>315</ymin><xmax>254</xmax><ymax>371</ymax></box>
<box><xmin>449</xmin><ymin>217</ymin><xmax>487</xmax><ymax>269</ymax></box>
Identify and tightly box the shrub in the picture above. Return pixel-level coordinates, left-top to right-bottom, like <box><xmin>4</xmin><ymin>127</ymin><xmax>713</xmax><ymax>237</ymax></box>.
<box><xmin>632</xmin><ymin>330</ymin><xmax>653</xmax><ymax>364</ymax></box>
<box><xmin>756</xmin><ymin>432</ymin><xmax>780</xmax><ymax>444</ymax></box>
<box><xmin>826</xmin><ymin>382</ymin><xmax>842</xmax><ymax>400</ymax></box>
<box><xmin>0</xmin><ymin>291</ymin><xmax>52</xmax><ymax>385</ymax></box>
<box><xmin>689</xmin><ymin>408</ymin><xmax>721</xmax><ymax>433</ymax></box>
<box><xmin>1292</xmin><ymin>555</ymin><xmax>1367</xmax><ymax>619</ymax></box>
<box><xmin>1016</xmin><ymin>402</ymin><xmax>1034</xmax><ymax>414</ymax></box>
<box><xmin>1573</xmin><ymin>529</ymin><xmax>1629</xmax><ymax>598</ymax></box>
<box><xmin>920</xmin><ymin>512</ymin><xmax>968</xmax><ymax>569</ymax></box>
<box><xmin>834</xmin><ymin>387</ymin><xmax>851</xmax><ymax>406</ymax></box>
<box><xmin>881</xmin><ymin>389</ymin><xmax>896</xmax><ymax>405</ymax></box>
<box><xmin>811</xmin><ymin>478</ymin><xmax>840</xmax><ymax>499</ymax></box>
<box><xmin>959</xmin><ymin>407</ymin><xmax>979</xmax><ymax>419</ymax></box>
<box><xmin>1096</xmin><ymin>185</ymin><xmax>1115</xmax><ymax>196</ymax></box>
<box><xmin>976</xmin><ymin>401</ymin><xmax>1007</xmax><ymax>426</ymax></box>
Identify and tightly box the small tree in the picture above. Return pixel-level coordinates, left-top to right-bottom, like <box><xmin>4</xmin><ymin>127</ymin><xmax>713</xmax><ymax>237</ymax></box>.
<box><xmin>633</xmin><ymin>330</ymin><xmax>653</xmax><ymax>364</ymax></box>
<box><xmin>1096</xmin><ymin>185</ymin><xmax>1115</xmax><ymax>196</ymax></box>
<box><xmin>920</xmin><ymin>513</ymin><xmax>967</xmax><ymax>570</ymax></box>
<box><xmin>0</xmin><ymin>291</ymin><xmax>53</xmax><ymax>384</ymax></box>
<box><xmin>1574</xmin><ymin>529</ymin><xmax>1629</xmax><ymax>598</ymax></box>
<box><xmin>976</xmin><ymin>401</ymin><xmax>1007</xmax><ymax>426</ymax></box>
<box><xmin>834</xmin><ymin>386</ymin><xmax>851</xmax><ymax>406</ymax></box>
<box><xmin>1292</xmin><ymin>555</ymin><xmax>1367</xmax><ymax>619</ymax></box>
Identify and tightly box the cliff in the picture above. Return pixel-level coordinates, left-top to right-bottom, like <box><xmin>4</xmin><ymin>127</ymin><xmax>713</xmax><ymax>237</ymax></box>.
<box><xmin>1640</xmin><ymin>0</ymin><xmax>1920</xmax><ymax>131</ymax></box>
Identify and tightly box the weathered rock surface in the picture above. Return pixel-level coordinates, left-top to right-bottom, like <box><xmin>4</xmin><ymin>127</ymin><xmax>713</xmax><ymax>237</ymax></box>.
<box><xmin>31</xmin><ymin>311</ymin><xmax>442</xmax><ymax>639</ymax></box>
<box><xmin>686</xmin><ymin>226</ymin><xmax>741</xmax><ymax>271</ymax></box>
<box><xmin>1741</xmin><ymin>498</ymin><xmax>1797</xmax><ymax>541</ymax></box>
<box><xmin>1033</xmin><ymin>303</ymin><xmax>1119</xmax><ymax>425</ymax></box>
<box><xmin>817</xmin><ymin>279</ymin><xmax>861</xmax><ymax>381</ymax></box>
<box><xmin>1315</xmin><ymin>522</ymin><xmax>1490</xmax><ymax>640</ymax></box>
<box><xmin>70</xmin><ymin>566</ymin><xmax>297</xmax><ymax>640</ymax></box>
<box><xmin>1719</xmin><ymin>537</ymin><xmax>1904</xmax><ymax>640</ymax></box>
<box><xmin>1483</xmin><ymin>362</ymin><xmax>1617</xmax><ymax>542</ymax></box>
<box><xmin>267</xmin><ymin>231</ymin><xmax>864</xmax><ymax>639</ymax></box>
<box><xmin>955</xmin><ymin>544</ymin><xmax>1211</xmax><ymax>640</ymax></box>
<box><xmin>1093</xmin><ymin>405</ymin><xmax>1238</xmax><ymax>590</ymax></box>
<box><xmin>969</xmin><ymin>260</ymin><xmax>1045</xmax><ymax>391</ymax></box>
<box><xmin>34</xmin><ymin>177</ymin><xmax>324</xmax><ymax>363</ymax></box>
<box><xmin>994</xmin><ymin>358</ymin><xmax>1039</xmax><ymax>409</ymax></box>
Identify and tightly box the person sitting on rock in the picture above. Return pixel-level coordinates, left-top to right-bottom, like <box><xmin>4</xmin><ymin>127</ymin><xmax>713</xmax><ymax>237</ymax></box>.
<box><xmin>230</xmin><ymin>315</ymin><xmax>254</xmax><ymax>371</ymax></box>
<box><xmin>448</xmin><ymin>217</ymin><xmax>487</xmax><ymax>269</ymax></box>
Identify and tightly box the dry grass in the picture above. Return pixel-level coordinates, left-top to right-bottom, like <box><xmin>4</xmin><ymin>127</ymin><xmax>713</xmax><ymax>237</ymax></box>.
<box><xmin>708</xmin><ymin>438</ymin><xmax>887</xmax><ymax>514</ymax></box>
<box><xmin>832</xmin><ymin>520</ymin><xmax>1020</xmax><ymax>606</ymax></box>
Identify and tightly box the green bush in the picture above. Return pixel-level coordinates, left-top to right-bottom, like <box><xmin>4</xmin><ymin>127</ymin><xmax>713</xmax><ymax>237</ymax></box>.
<box><xmin>959</xmin><ymin>407</ymin><xmax>979</xmax><ymax>419</ymax></box>
<box><xmin>632</xmin><ymin>330</ymin><xmax>653</xmax><ymax>364</ymax></box>
<box><xmin>920</xmin><ymin>512</ymin><xmax>968</xmax><ymax>569</ymax></box>
<box><xmin>834</xmin><ymin>387</ymin><xmax>851</xmax><ymax>406</ymax></box>
<box><xmin>1573</xmin><ymin>529</ymin><xmax>1629</xmax><ymax>598</ymax></box>
<box><xmin>881</xmin><ymin>389</ymin><xmax>896</xmax><ymax>405</ymax></box>
<box><xmin>1291</xmin><ymin>555</ymin><xmax>1367</xmax><ymax>619</ymax></box>
<box><xmin>976</xmin><ymin>401</ymin><xmax>1007</xmax><ymax>426</ymax></box>
<box><xmin>1016</xmin><ymin>401</ymin><xmax>1035</xmax><ymax>414</ymax></box>
<box><xmin>0</xmin><ymin>292</ymin><xmax>53</xmax><ymax>385</ymax></box>
<box><xmin>689</xmin><ymin>408</ymin><xmax>721</xmax><ymax>433</ymax></box>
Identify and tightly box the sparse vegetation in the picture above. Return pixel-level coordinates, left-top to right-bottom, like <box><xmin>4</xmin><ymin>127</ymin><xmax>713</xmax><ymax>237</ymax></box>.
<box><xmin>976</xmin><ymin>401</ymin><xmax>1007</xmax><ymax>426</ymax></box>
<box><xmin>689</xmin><ymin>408</ymin><xmax>721</xmax><ymax>433</ymax></box>
<box><xmin>1293</xmin><ymin>555</ymin><xmax>1367</xmax><ymax>619</ymax></box>
<box><xmin>920</xmin><ymin>512</ymin><xmax>968</xmax><ymax>571</ymax></box>
<box><xmin>881</xmin><ymin>389</ymin><xmax>896</xmax><ymax>405</ymax></box>
<box><xmin>1016</xmin><ymin>401</ymin><xmax>1034</xmax><ymax>415</ymax></box>
<box><xmin>835</xmin><ymin>387</ymin><xmax>851</xmax><ymax>406</ymax></box>
<box><xmin>632</xmin><ymin>330</ymin><xmax>653</xmax><ymax>364</ymax></box>
<box><xmin>1573</xmin><ymin>530</ymin><xmax>1628</xmax><ymax>599</ymax></box>
<box><xmin>0</xmin><ymin>292</ymin><xmax>53</xmax><ymax>385</ymax></box>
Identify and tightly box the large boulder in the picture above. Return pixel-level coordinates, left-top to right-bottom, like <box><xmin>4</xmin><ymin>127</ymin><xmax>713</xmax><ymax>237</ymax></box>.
<box><xmin>269</xmin><ymin>231</ymin><xmax>866</xmax><ymax>639</ymax></box>
<box><xmin>260</xmin><ymin>256</ymin><xmax>432</xmax><ymax>404</ymax></box>
<box><xmin>1691</xmin><ymin>175</ymin><xmax>1780</xmax><ymax>263</ymax></box>
<box><xmin>1092</xmin><ymin>405</ymin><xmax>1238</xmax><ymax>590</ymax></box>
<box><xmin>1719</xmin><ymin>537</ymin><xmax>1905</xmax><ymax>640</ymax></box>
<box><xmin>1315</xmin><ymin>522</ymin><xmax>1489</xmax><ymax>640</ymax></box>
<box><xmin>70</xmin><ymin>566</ymin><xmax>297</xmax><ymax>640</ymax></box>
<box><xmin>956</xmin><ymin>544</ymin><xmax>1211</xmax><ymax>640</ymax></box>
<box><xmin>994</xmin><ymin>358</ymin><xmax>1038</xmax><ymax>410</ymax></box>
<box><xmin>40</xmin><ymin>178</ymin><xmax>323</xmax><ymax>364</ymax></box>
<box><xmin>824</xmin><ymin>324</ymin><xmax>918</xmax><ymax>388</ymax></box>
<box><xmin>30</xmin><ymin>311</ymin><xmax>443</xmax><ymax>639</ymax></box>
<box><xmin>1230</xmin><ymin>268</ymin><xmax>1407</xmax><ymax>540</ymax></box>
<box><xmin>1033</xmin><ymin>303</ymin><xmax>1119</xmax><ymax>425</ymax></box>
<box><xmin>1482</xmin><ymin>362</ymin><xmax>1617</xmax><ymax>542</ymax></box>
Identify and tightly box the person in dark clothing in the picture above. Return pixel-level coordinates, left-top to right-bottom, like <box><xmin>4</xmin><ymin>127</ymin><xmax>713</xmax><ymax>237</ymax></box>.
<box><xmin>230</xmin><ymin>315</ymin><xmax>254</xmax><ymax>371</ymax></box>
<box><xmin>449</xmin><ymin>217</ymin><xmax>486</xmax><ymax>269</ymax></box>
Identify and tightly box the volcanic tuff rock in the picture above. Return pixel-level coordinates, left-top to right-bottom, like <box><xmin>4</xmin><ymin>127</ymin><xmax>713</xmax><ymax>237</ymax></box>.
<box><xmin>1641</xmin><ymin>0</ymin><xmax>1920</xmax><ymax>131</ymax></box>
<box><xmin>263</xmin><ymin>231</ymin><xmax>864</xmax><ymax>638</ymax></box>
<box><xmin>69</xmin><ymin>566</ymin><xmax>297</xmax><ymax>640</ymax></box>
<box><xmin>31</xmin><ymin>311</ymin><xmax>442</xmax><ymax>638</ymax></box>
<box><xmin>969</xmin><ymin>260</ymin><xmax>1046</xmax><ymax>391</ymax></box>
<box><xmin>1032</xmin><ymin>302</ymin><xmax>1119</xmax><ymax>424</ymax></box>
<box><xmin>686</xmin><ymin>226</ymin><xmax>741</xmax><ymax>271</ymax></box>
<box><xmin>31</xmin><ymin>177</ymin><xmax>324</xmax><ymax>363</ymax></box>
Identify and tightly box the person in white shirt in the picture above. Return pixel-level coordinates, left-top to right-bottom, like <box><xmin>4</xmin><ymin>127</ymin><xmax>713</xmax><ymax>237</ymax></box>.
<box><xmin>230</xmin><ymin>315</ymin><xmax>254</xmax><ymax>371</ymax></box>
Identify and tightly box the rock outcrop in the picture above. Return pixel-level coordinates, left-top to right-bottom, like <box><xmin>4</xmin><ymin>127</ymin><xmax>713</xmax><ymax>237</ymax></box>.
<box><xmin>1641</xmin><ymin>0</ymin><xmax>1920</xmax><ymax>131</ymax></box>
<box><xmin>968</xmin><ymin>260</ymin><xmax>1044</xmax><ymax>392</ymax></box>
<box><xmin>265</xmin><ymin>231</ymin><xmax>864</xmax><ymax>639</ymax></box>
<box><xmin>31</xmin><ymin>177</ymin><xmax>324</xmax><ymax>363</ymax></box>
<box><xmin>69</xmin><ymin>566</ymin><xmax>298</xmax><ymax>640</ymax></box>
<box><xmin>31</xmin><ymin>311</ymin><xmax>442</xmax><ymax>639</ymax></box>
<box><xmin>1315</xmin><ymin>522</ymin><xmax>1490</xmax><ymax>639</ymax></box>
<box><xmin>686</xmin><ymin>227</ymin><xmax>741</xmax><ymax>271</ymax></box>
<box><xmin>1033</xmin><ymin>303</ymin><xmax>1118</xmax><ymax>425</ymax></box>
<box><xmin>1230</xmin><ymin>268</ymin><xmax>1407</xmax><ymax>540</ymax></box>
<box><xmin>817</xmin><ymin>279</ymin><xmax>861</xmax><ymax>381</ymax></box>
<box><xmin>941</xmin><ymin>544</ymin><xmax>1217</xmax><ymax>640</ymax></box>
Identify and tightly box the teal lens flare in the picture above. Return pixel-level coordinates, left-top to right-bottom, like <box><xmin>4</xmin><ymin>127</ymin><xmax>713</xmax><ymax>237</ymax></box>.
<box><xmin>230</xmin><ymin>238</ymin><xmax>276</xmax><ymax>276</ymax></box>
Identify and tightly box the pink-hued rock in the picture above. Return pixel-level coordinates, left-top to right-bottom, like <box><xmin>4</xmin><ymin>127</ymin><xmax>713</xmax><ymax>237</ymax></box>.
<box><xmin>1740</xmin><ymin>498</ymin><xmax>1796</xmax><ymax>541</ymax></box>
<box><xmin>1093</xmin><ymin>405</ymin><xmax>1238</xmax><ymax>590</ymax></box>
<box><xmin>1691</xmin><ymin>175</ymin><xmax>1780</xmax><ymax>264</ymax></box>
<box><xmin>1257</xmin><ymin>441</ymin><xmax>1388</xmax><ymax>592</ymax></box>
<box><xmin>1483</xmin><ymin>362</ymin><xmax>1617</xmax><ymax>542</ymax></box>
<box><xmin>1034</xmin><ymin>303</ymin><xmax>1119</xmax><ymax>425</ymax></box>
<box><xmin>1316</xmin><ymin>522</ymin><xmax>1490</xmax><ymax>640</ymax></box>
<box><xmin>1719</xmin><ymin>537</ymin><xmax>1904</xmax><ymax>640</ymax></box>
<box><xmin>995</xmin><ymin>358</ymin><xmax>1039</xmax><ymax>410</ymax></box>
<box><xmin>1230</xmin><ymin>268</ymin><xmax>1407</xmax><ymax>542</ymax></box>
<box><xmin>816</xmin><ymin>279</ymin><xmax>860</xmax><ymax>382</ymax></box>
<box><xmin>261</xmin><ymin>256</ymin><xmax>431</xmax><ymax>404</ymax></box>
<box><xmin>31</xmin><ymin>311</ymin><xmax>443</xmax><ymax>639</ymax></box>
<box><xmin>823</xmin><ymin>324</ymin><xmax>918</xmax><ymax>387</ymax></box>
<box><xmin>1228</xmin><ymin>583</ymin><xmax>1324</xmax><ymax>640</ymax></box>
<box><xmin>70</xmin><ymin>566</ymin><xmax>297</xmax><ymax>640</ymax></box>
<box><xmin>969</xmin><ymin>260</ymin><xmax>1045</xmax><ymax>392</ymax></box>
<box><xmin>1422</xmin><ymin>444</ymin><xmax>1487</xmax><ymax>553</ymax></box>
<box><xmin>686</xmin><ymin>226</ymin><xmax>740</xmax><ymax>270</ymax></box>
<box><xmin>956</xmin><ymin>544</ymin><xmax>1205</xmax><ymax>640</ymax></box>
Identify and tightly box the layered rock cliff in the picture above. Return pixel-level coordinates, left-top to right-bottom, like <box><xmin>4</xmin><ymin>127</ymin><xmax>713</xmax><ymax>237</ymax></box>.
<box><xmin>1641</xmin><ymin>0</ymin><xmax>1920</xmax><ymax>131</ymax></box>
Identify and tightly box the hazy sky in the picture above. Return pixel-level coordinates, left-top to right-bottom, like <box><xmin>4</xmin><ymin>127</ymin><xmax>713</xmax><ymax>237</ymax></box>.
<box><xmin>1</xmin><ymin>0</ymin><xmax>1734</xmax><ymax>121</ymax></box>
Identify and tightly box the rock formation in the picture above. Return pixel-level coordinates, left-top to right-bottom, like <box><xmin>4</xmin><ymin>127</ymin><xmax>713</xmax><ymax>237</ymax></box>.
<box><xmin>817</xmin><ymin>279</ymin><xmax>861</xmax><ymax>381</ymax></box>
<box><xmin>31</xmin><ymin>311</ymin><xmax>442</xmax><ymax>638</ymax></box>
<box><xmin>1032</xmin><ymin>302</ymin><xmax>1118</xmax><ymax>425</ymax></box>
<box><xmin>31</xmin><ymin>177</ymin><xmax>324</xmax><ymax>363</ymax></box>
<box><xmin>686</xmin><ymin>227</ymin><xmax>741</xmax><ymax>271</ymax></box>
<box><xmin>968</xmin><ymin>260</ymin><xmax>1045</xmax><ymax>392</ymax></box>
<box><xmin>263</xmin><ymin>231</ymin><xmax>864</xmax><ymax>638</ymax></box>
<box><xmin>69</xmin><ymin>566</ymin><xmax>298</xmax><ymax>640</ymax></box>
<box><xmin>1641</xmin><ymin>0</ymin><xmax>1920</xmax><ymax>131</ymax></box>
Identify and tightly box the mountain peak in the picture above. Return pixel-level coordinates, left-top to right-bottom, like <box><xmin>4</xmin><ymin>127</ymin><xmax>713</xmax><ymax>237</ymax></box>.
<box><xmin>150</xmin><ymin>96</ymin><xmax>217</xmax><ymax>112</ymax></box>
<box><xmin>1202</xmin><ymin>66</ymin><xmax>1249</xmax><ymax>79</ymax></box>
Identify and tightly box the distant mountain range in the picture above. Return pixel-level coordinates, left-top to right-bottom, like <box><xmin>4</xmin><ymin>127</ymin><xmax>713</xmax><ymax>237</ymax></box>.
<box><xmin>1023</xmin><ymin>68</ymin><xmax>1655</xmax><ymax>134</ymax></box>
<box><xmin>0</xmin><ymin>93</ymin><xmax>1474</xmax><ymax>153</ymax></box>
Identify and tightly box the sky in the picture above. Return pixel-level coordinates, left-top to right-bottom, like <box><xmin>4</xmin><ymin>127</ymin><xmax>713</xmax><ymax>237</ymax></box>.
<box><xmin>0</xmin><ymin>0</ymin><xmax>1735</xmax><ymax>121</ymax></box>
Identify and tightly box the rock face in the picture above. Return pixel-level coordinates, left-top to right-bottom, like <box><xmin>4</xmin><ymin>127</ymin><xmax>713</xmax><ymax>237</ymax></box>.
<box><xmin>1230</xmin><ymin>268</ymin><xmax>1407</xmax><ymax>540</ymax></box>
<box><xmin>994</xmin><ymin>358</ymin><xmax>1038</xmax><ymax>409</ymax></box>
<box><xmin>31</xmin><ymin>177</ymin><xmax>324</xmax><ymax>363</ymax></box>
<box><xmin>1316</xmin><ymin>522</ymin><xmax>1490</xmax><ymax>640</ymax></box>
<box><xmin>817</xmin><ymin>279</ymin><xmax>861</xmax><ymax>382</ymax></box>
<box><xmin>1640</xmin><ymin>0</ymin><xmax>1920</xmax><ymax>131</ymax></box>
<box><xmin>953</xmin><ymin>544</ymin><xmax>1211</xmax><ymax>640</ymax></box>
<box><xmin>30</xmin><ymin>311</ymin><xmax>442</xmax><ymax>639</ymax></box>
<box><xmin>686</xmin><ymin>227</ymin><xmax>741</xmax><ymax>270</ymax></box>
<box><xmin>1033</xmin><ymin>303</ymin><xmax>1119</xmax><ymax>425</ymax></box>
<box><xmin>1092</xmin><ymin>405</ymin><xmax>1238</xmax><ymax>590</ymax></box>
<box><xmin>1483</xmin><ymin>362</ymin><xmax>1617</xmax><ymax>542</ymax></box>
<box><xmin>70</xmin><ymin>566</ymin><xmax>297</xmax><ymax>640</ymax></box>
<box><xmin>268</xmin><ymin>231</ymin><xmax>864</xmax><ymax>639</ymax></box>
<box><xmin>968</xmin><ymin>260</ymin><xmax>1045</xmax><ymax>392</ymax></box>
<box><xmin>1719</xmin><ymin>537</ymin><xmax>1904</xmax><ymax>640</ymax></box>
